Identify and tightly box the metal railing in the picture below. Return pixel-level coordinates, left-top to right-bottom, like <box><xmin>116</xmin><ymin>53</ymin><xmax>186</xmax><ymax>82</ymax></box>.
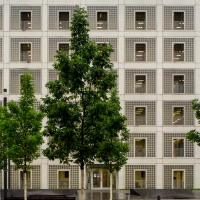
<box><xmin>59</xmin><ymin>180</ymin><xmax>69</xmax><ymax>189</ymax></box>
<box><xmin>20</xmin><ymin>52</ymin><xmax>31</xmax><ymax>63</ymax></box>
<box><xmin>173</xmin><ymin>148</ymin><xmax>184</xmax><ymax>157</ymax></box>
<box><xmin>135</xmin><ymin>180</ymin><xmax>146</xmax><ymax>189</ymax></box>
<box><xmin>135</xmin><ymin>21</ymin><xmax>146</xmax><ymax>30</ymax></box>
<box><xmin>173</xmin><ymin>180</ymin><xmax>184</xmax><ymax>189</ymax></box>
<box><xmin>174</xmin><ymin>21</ymin><xmax>184</xmax><ymax>30</ymax></box>
<box><xmin>135</xmin><ymin>148</ymin><xmax>146</xmax><ymax>157</ymax></box>
<box><xmin>59</xmin><ymin>21</ymin><xmax>70</xmax><ymax>30</ymax></box>
<box><xmin>97</xmin><ymin>21</ymin><xmax>108</xmax><ymax>30</ymax></box>
<box><xmin>21</xmin><ymin>21</ymin><xmax>31</xmax><ymax>30</ymax></box>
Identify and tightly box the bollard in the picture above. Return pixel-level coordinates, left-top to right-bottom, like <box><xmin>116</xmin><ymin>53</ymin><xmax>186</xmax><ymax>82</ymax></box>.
<box><xmin>126</xmin><ymin>193</ymin><xmax>130</xmax><ymax>200</ymax></box>
<box><xmin>157</xmin><ymin>196</ymin><xmax>161</xmax><ymax>200</ymax></box>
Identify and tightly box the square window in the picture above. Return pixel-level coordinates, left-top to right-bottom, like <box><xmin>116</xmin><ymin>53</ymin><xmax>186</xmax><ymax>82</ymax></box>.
<box><xmin>173</xmin><ymin>171</ymin><xmax>184</xmax><ymax>189</ymax></box>
<box><xmin>135</xmin><ymin>171</ymin><xmax>146</xmax><ymax>189</ymax></box>
<box><xmin>173</xmin><ymin>139</ymin><xmax>184</xmax><ymax>157</ymax></box>
<box><xmin>135</xmin><ymin>75</ymin><xmax>146</xmax><ymax>93</ymax></box>
<box><xmin>59</xmin><ymin>12</ymin><xmax>69</xmax><ymax>30</ymax></box>
<box><xmin>173</xmin><ymin>107</ymin><xmax>184</xmax><ymax>125</ymax></box>
<box><xmin>135</xmin><ymin>139</ymin><xmax>146</xmax><ymax>157</ymax></box>
<box><xmin>20</xmin><ymin>12</ymin><xmax>31</xmax><ymax>31</ymax></box>
<box><xmin>173</xmin><ymin>12</ymin><xmax>184</xmax><ymax>30</ymax></box>
<box><xmin>135</xmin><ymin>107</ymin><xmax>146</xmax><ymax>126</ymax></box>
<box><xmin>135</xmin><ymin>12</ymin><xmax>146</xmax><ymax>30</ymax></box>
<box><xmin>173</xmin><ymin>75</ymin><xmax>184</xmax><ymax>93</ymax></box>
<box><xmin>20</xmin><ymin>43</ymin><xmax>31</xmax><ymax>63</ymax></box>
<box><xmin>59</xmin><ymin>43</ymin><xmax>69</xmax><ymax>54</ymax></box>
<box><xmin>135</xmin><ymin>44</ymin><xmax>146</xmax><ymax>62</ymax></box>
<box><xmin>174</xmin><ymin>43</ymin><xmax>184</xmax><ymax>62</ymax></box>
<box><xmin>97</xmin><ymin>12</ymin><xmax>108</xmax><ymax>30</ymax></box>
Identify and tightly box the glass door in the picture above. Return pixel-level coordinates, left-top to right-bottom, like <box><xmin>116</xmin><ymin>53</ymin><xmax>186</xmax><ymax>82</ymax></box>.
<box><xmin>93</xmin><ymin>168</ymin><xmax>101</xmax><ymax>188</ymax></box>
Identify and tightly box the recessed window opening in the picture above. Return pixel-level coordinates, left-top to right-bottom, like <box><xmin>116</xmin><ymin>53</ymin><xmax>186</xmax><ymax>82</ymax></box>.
<box><xmin>59</xmin><ymin>43</ymin><xmax>69</xmax><ymax>54</ymax></box>
<box><xmin>135</xmin><ymin>171</ymin><xmax>146</xmax><ymax>189</ymax></box>
<box><xmin>97</xmin><ymin>12</ymin><xmax>108</xmax><ymax>30</ymax></box>
<box><xmin>135</xmin><ymin>12</ymin><xmax>146</xmax><ymax>30</ymax></box>
<box><xmin>135</xmin><ymin>44</ymin><xmax>146</xmax><ymax>62</ymax></box>
<box><xmin>173</xmin><ymin>171</ymin><xmax>184</xmax><ymax>189</ymax></box>
<box><xmin>174</xmin><ymin>43</ymin><xmax>184</xmax><ymax>62</ymax></box>
<box><xmin>135</xmin><ymin>75</ymin><xmax>146</xmax><ymax>93</ymax></box>
<box><xmin>174</xmin><ymin>12</ymin><xmax>184</xmax><ymax>30</ymax></box>
<box><xmin>173</xmin><ymin>75</ymin><xmax>184</xmax><ymax>93</ymax></box>
<box><xmin>58</xmin><ymin>171</ymin><xmax>69</xmax><ymax>189</ymax></box>
<box><xmin>135</xmin><ymin>139</ymin><xmax>146</xmax><ymax>157</ymax></box>
<box><xmin>21</xmin><ymin>12</ymin><xmax>31</xmax><ymax>30</ymax></box>
<box><xmin>173</xmin><ymin>107</ymin><xmax>184</xmax><ymax>125</ymax></box>
<box><xmin>173</xmin><ymin>139</ymin><xmax>184</xmax><ymax>157</ymax></box>
<box><xmin>59</xmin><ymin>12</ymin><xmax>69</xmax><ymax>30</ymax></box>
<box><xmin>135</xmin><ymin>107</ymin><xmax>146</xmax><ymax>126</ymax></box>
<box><xmin>20</xmin><ymin>171</ymin><xmax>31</xmax><ymax>189</ymax></box>
<box><xmin>20</xmin><ymin>43</ymin><xmax>31</xmax><ymax>63</ymax></box>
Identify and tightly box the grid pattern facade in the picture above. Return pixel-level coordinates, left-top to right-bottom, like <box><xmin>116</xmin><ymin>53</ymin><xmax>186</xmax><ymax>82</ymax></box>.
<box><xmin>0</xmin><ymin>70</ymin><xmax>2</xmax><ymax>94</ymax></box>
<box><xmin>126</xmin><ymin>133</ymin><xmax>156</xmax><ymax>157</ymax></box>
<box><xmin>48</xmin><ymin>69</ymin><xmax>58</xmax><ymax>82</ymax></box>
<box><xmin>125</xmin><ymin>69</ymin><xmax>156</xmax><ymax>94</ymax></box>
<box><xmin>10</xmin><ymin>6</ymin><xmax>41</xmax><ymax>30</ymax></box>
<box><xmin>10</xmin><ymin>69</ymin><xmax>41</xmax><ymax>94</ymax></box>
<box><xmin>0</xmin><ymin>38</ymin><xmax>2</xmax><ymax>62</ymax></box>
<box><xmin>49</xmin><ymin>38</ymin><xmax>70</xmax><ymax>62</ymax></box>
<box><xmin>49</xmin><ymin>6</ymin><xmax>76</xmax><ymax>30</ymax></box>
<box><xmin>125</xmin><ymin>165</ymin><xmax>156</xmax><ymax>189</ymax></box>
<box><xmin>164</xmin><ymin>6</ymin><xmax>194</xmax><ymax>30</ymax></box>
<box><xmin>49</xmin><ymin>165</ymin><xmax>79</xmax><ymax>189</ymax></box>
<box><xmin>125</xmin><ymin>6</ymin><xmax>156</xmax><ymax>30</ymax></box>
<box><xmin>163</xmin><ymin>101</ymin><xmax>194</xmax><ymax>126</ymax></box>
<box><xmin>163</xmin><ymin>38</ymin><xmax>194</xmax><ymax>62</ymax></box>
<box><xmin>0</xmin><ymin>6</ymin><xmax>3</xmax><ymax>30</ymax></box>
<box><xmin>125</xmin><ymin>38</ymin><xmax>156</xmax><ymax>62</ymax></box>
<box><xmin>125</xmin><ymin>101</ymin><xmax>156</xmax><ymax>126</ymax></box>
<box><xmin>163</xmin><ymin>69</ymin><xmax>194</xmax><ymax>94</ymax></box>
<box><xmin>164</xmin><ymin>165</ymin><xmax>193</xmax><ymax>189</ymax></box>
<box><xmin>10</xmin><ymin>165</ymin><xmax>41</xmax><ymax>189</ymax></box>
<box><xmin>87</xmin><ymin>6</ymin><xmax>118</xmax><ymax>30</ymax></box>
<box><xmin>10</xmin><ymin>38</ymin><xmax>41</xmax><ymax>62</ymax></box>
<box><xmin>90</xmin><ymin>38</ymin><xmax>118</xmax><ymax>62</ymax></box>
<box><xmin>164</xmin><ymin>133</ymin><xmax>194</xmax><ymax>157</ymax></box>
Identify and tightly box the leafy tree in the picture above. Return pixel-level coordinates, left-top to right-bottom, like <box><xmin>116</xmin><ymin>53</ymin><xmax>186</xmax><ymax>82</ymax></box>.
<box><xmin>97</xmin><ymin>88</ymin><xmax>130</xmax><ymax>200</ymax></box>
<box><xmin>40</xmin><ymin>6</ymin><xmax>128</xmax><ymax>194</ymax></box>
<box><xmin>187</xmin><ymin>99</ymin><xmax>200</xmax><ymax>145</ymax></box>
<box><xmin>0</xmin><ymin>69</ymin><xmax>44</xmax><ymax>200</ymax></box>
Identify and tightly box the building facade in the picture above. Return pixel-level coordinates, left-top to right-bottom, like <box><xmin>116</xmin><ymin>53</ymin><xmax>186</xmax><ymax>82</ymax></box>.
<box><xmin>0</xmin><ymin>0</ymin><xmax>200</xmax><ymax>190</ymax></box>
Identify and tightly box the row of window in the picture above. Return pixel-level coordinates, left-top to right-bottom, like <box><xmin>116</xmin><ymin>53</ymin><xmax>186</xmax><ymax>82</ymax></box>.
<box><xmin>3</xmin><ymin>6</ymin><xmax>195</xmax><ymax>31</ymax></box>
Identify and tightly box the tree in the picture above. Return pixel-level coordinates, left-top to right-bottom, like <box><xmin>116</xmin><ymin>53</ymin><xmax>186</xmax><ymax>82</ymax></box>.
<box><xmin>97</xmin><ymin>88</ymin><xmax>130</xmax><ymax>200</ymax></box>
<box><xmin>0</xmin><ymin>69</ymin><xmax>44</xmax><ymax>200</ymax></box>
<box><xmin>40</xmin><ymin>6</ymin><xmax>128</xmax><ymax>195</ymax></box>
<box><xmin>187</xmin><ymin>99</ymin><xmax>200</xmax><ymax>145</ymax></box>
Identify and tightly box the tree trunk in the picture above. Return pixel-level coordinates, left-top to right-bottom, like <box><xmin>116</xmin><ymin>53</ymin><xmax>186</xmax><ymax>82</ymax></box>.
<box><xmin>81</xmin><ymin>165</ymin><xmax>84</xmax><ymax>200</ymax></box>
<box><xmin>24</xmin><ymin>172</ymin><xmax>27</xmax><ymax>200</ymax></box>
<box><xmin>110</xmin><ymin>172</ymin><xmax>112</xmax><ymax>200</ymax></box>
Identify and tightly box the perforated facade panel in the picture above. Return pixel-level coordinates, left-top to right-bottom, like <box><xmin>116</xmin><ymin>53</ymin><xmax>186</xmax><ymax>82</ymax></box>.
<box><xmin>10</xmin><ymin>38</ymin><xmax>41</xmax><ymax>62</ymax></box>
<box><xmin>0</xmin><ymin>38</ymin><xmax>2</xmax><ymax>62</ymax></box>
<box><xmin>48</xmin><ymin>69</ymin><xmax>58</xmax><ymax>82</ymax></box>
<box><xmin>10</xmin><ymin>69</ymin><xmax>41</xmax><ymax>94</ymax></box>
<box><xmin>125</xmin><ymin>165</ymin><xmax>156</xmax><ymax>189</ymax></box>
<box><xmin>126</xmin><ymin>133</ymin><xmax>156</xmax><ymax>157</ymax></box>
<box><xmin>125</xmin><ymin>101</ymin><xmax>156</xmax><ymax>126</ymax></box>
<box><xmin>163</xmin><ymin>69</ymin><xmax>194</xmax><ymax>94</ymax></box>
<box><xmin>49</xmin><ymin>165</ymin><xmax>79</xmax><ymax>189</ymax></box>
<box><xmin>87</xmin><ymin>6</ymin><xmax>118</xmax><ymax>30</ymax></box>
<box><xmin>10</xmin><ymin>165</ymin><xmax>41</xmax><ymax>189</ymax></box>
<box><xmin>164</xmin><ymin>6</ymin><xmax>194</xmax><ymax>30</ymax></box>
<box><xmin>125</xmin><ymin>38</ymin><xmax>156</xmax><ymax>62</ymax></box>
<box><xmin>49</xmin><ymin>6</ymin><xmax>76</xmax><ymax>30</ymax></box>
<box><xmin>125</xmin><ymin>6</ymin><xmax>156</xmax><ymax>30</ymax></box>
<box><xmin>49</xmin><ymin>38</ymin><xmax>70</xmax><ymax>62</ymax></box>
<box><xmin>164</xmin><ymin>165</ymin><xmax>193</xmax><ymax>189</ymax></box>
<box><xmin>164</xmin><ymin>133</ymin><xmax>194</xmax><ymax>157</ymax></box>
<box><xmin>163</xmin><ymin>101</ymin><xmax>194</xmax><ymax>126</ymax></box>
<box><xmin>163</xmin><ymin>38</ymin><xmax>194</xmax><ymax>62</ymax></box>
<box><xmin>0</xmin><ymin>70</ymin><xmax>2</xmax><ymax>94</ymax></box>
<box><xmin>10</xmin><ymin>6</ymin><xmax>41</xmax><ymax>30</ymax></box>
<box><xmin>0</xmin><ymin>6</ymin><xmax>3</xmax><ymax>30</ymax></box>
<box><xmin>125</xmin><ymin>69</ymin><xmax>156</xmax><ymax>94</ymax></box>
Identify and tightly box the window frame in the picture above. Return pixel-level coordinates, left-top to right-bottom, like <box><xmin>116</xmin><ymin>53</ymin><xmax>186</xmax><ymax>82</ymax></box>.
<box><xmin>134</xmin><ymin>42</ymin><xmax>147</xmax><ymax>62</ymax></box>
<box><xmin>134</xmin><ymin>10</ymin><xmax>147</xmax><ymax>30</ymax></box>
<box><xmin>172</xmin><ymin>137</ymin><xmax>185</xmax><ymax>158</ymax></box>
<box><xmin>57</xmin><ymin>10</ymin><xmax>71</xmax><ymax>31</ymax></box>
<box><xmin>172</xmin><ymin>74</ymin><xmax>185</xmax><ymax>94</ymax></box>
<box><xmin>96</xmin><ymin>10</ymin><xmax>109</xmax><ymax>30</ymax></box>
<box><xmin>172</xmin><ymin>169</ymin><xmax>185</xmax><ymax>189</ymax></box>
<box><xmin>134</xmin><ymin>106</ymin><xmax>147</xmax><ymax>126</ymax></box>
<box><xmin>134</xmin><ymin>74</ymin><xmax>147</xmax><ymax>93</ymax></box>
<box><xmin>172</xmin><ymin>10</ymin><xmax>185</xmax><ymax>31</ymax></box>
<box><xmin>134</xmin><ymin>169</ymin><xmax>147</xmax><ymax>189</ymax></box>
<box><xmin>19</xmin><ymin>170</ymin><xmax>32</xmax><ymax>189</ymax></box>
<box><xmin>19</xmin><ymin>10</ymin><xmax>32</xmax><ymax>31</ymax></box>
<box><xmin>134</xmin><ymin>138</ymin><xmax>147</xmax><ymax>157</ymax></box>
<box><xmin>57</xmin><ymin>169</ymin><xmax>70</xmax><ymax>189</ymax></box>
<box><xmin>19</xmin><ymin>42</ymin><xmax>32</xmax><ymax>62</ymax></box>
<box><xmin>172</xmin><ymin>42</ymin><xmax>185</xmax><ymax>62</ymax></box>
<box><xmin>57</xmin><ymin>42</ymin><xmax>70</xmax><ymax>55</ymax></box>
<box><xmin>172</xmin><ymin>106</ymin><xmax>185</xmax><ymax>126</ymax></box>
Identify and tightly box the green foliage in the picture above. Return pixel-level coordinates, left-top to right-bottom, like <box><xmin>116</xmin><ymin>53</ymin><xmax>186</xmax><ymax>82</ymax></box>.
<box><xmin>187</xmin><ymin>99</ymin><xmax>200</xmax><ymax>146</ymax></box>
<box><xmin>0</xmin><ymin>69</ymin><xmax>44</xmax><ymax>171</ymax></box>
